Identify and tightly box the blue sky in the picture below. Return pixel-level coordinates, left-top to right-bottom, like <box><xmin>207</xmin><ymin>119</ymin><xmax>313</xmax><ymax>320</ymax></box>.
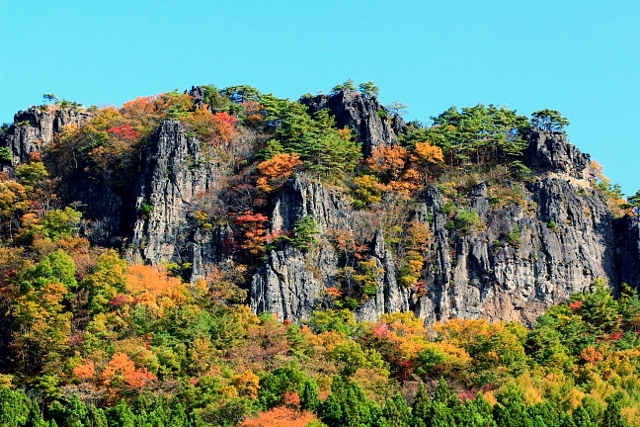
<box><xmin>2</xmin><ymin>0</ymin><xmax>639</xmax><ymax>194</ymax></box>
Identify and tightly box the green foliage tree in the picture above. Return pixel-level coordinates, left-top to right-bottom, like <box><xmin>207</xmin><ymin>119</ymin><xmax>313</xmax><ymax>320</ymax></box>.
<box><xmin>21</xmin><ymin>249</ymin><xmax>78</xmax><ymax>291</ymax></box>
<box><xmin>414</xmin><ymin>104</ymin><xmax>530</xmax><ymax>167</ymax></box>
<box><xmin>331</xmin><ymin>79</ymin><xmax>356</xmax><ymax>93</ymax></box>
<box><xmin>358</xmin><ymin>82</ymin><xmax>380</xmax><ymax>98</ymax></box>
<box><xmin>382</xmin><ymin>393</ymin><xmax>411</xmax><ymax>427</ymax></box>
<box><xmin>626</xmin><ymin>190</ymin><xmax>640</xmax><ymax>219</ymax></box>
<box><xmin>411</xmin><ymin>383</ymin><xmax>431</xmax><ymax>427</ymax></box>
<box><xmin>321</xmin><ymin>377</ymin><xmax>374</xmax><ymax>427</ymax></box>
<box><xmin>22</xmin><ymin>207</ymin><xmax>82</xmax><ymax>241</ymax></box>
<box><xmin>43</xmin><ymin>94</ymin><xmax>58</xmax><ymax>104</ymax></box>
<box><xmin>220</xmin><ymin>85</ymin><xmax>261</xmax><ymax>106</ymax></box>
<box><xmin>0</xmin><ymin>147</ymin><xmax>12</xmax><ymax>164</ymax></box>
<box><xmin>260</xmin><ymin>95</ymin><xmax>361</xmax><ymax>177</ymax></box>
<box><xmin>386</xmin><ymin>101</ymin><xmax>409</xmax><ymax>116</ymax></box>
<box><xmin>291</xmin><ymin>216</ymin><xmax>320</xmax><ymax>249</ymax></box>
<box><xmin>531</xmin><ymin>109</ymin><xmax>570</xmax><ymax>133</ymax></box>
<box><xmin>0</xmin><ymin>388</ymin><xmax>30</xmax><ymax>426</ymax></box>
<box><xmin>572</xmin><ymin>403</ymin><xmax>598</xmax><ymax>427</ymax></box>
<box><xmin>601</xmin><ymin>401</ymin><xmax>627</xmax><ymax>427</ymax></box>
<box><xmin>525</xmin><ymin>325</ymin><xmax>571</xmax><ymax>368</ymax></box>
<box><xmin>258</xmin><ymin>365</ymin><xmax>308</xmax><ymax>410</ymax></box>
<box><xmin>15</xmin><ymin>162</ymin><xmax>48</xmax><ymax>187</ymax></box>
<box><xmin>579</xmin><ymin>278</ymin><xmax>621</xmax><ymax>335</ymax></box>
<box><xmin>304</xmin><ymin>309</ymin><xmax>359</xmax><ymax>335</ymax></box>
<box><xmin>106</xmin><ymin>400</ymin><xmax>136</xmax><ymax>427</ymax></box>
<box><xmin>300</xmin><ymin>379</ymin><xmax>321</xmax><ymax>413</ymax></box>
<box><xmin>81</xmin><ymin>250</ymin><xmax>127</xmax><ymax>314</ymax></box>
<box><xmin>432</xmin><ymin>378</ymin><xmax>459</xmax><ymax>408</ymax></box>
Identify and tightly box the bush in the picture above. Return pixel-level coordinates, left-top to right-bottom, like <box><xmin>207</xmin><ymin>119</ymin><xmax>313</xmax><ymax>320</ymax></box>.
<box><xmin>452</xmin><ymin>210</ymin><xmax>483</xmax><ymax>235</ymax></box>
<box><xmin>138</xmin><ymin>203</ymin><xmax>153</xmax><ymax>215</ymax></box>
<box><xmin>504</xmin><ymin>225</ymin><xmax>522</xmax><ymax>247</ymax></box>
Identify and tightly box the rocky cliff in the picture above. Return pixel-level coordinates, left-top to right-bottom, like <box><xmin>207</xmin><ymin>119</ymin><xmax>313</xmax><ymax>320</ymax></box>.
<box><xmin>301</xmin><ymin>90</ymin><xmax>406</xmax><ymax>157</ymax></box>
<box><xmin>2</xmin><ymin>89</ymin><xmax>639</xmax><ymax>326</ymax></box>
<box><xmin>1</xmin><ymin>105</ymin><xmax>92</xmax><ymax>164</ymax></box>
<box><xmin>248</xmin><ymin>161</ymin><xmax>620</xmax><ymax>324</ymax></box>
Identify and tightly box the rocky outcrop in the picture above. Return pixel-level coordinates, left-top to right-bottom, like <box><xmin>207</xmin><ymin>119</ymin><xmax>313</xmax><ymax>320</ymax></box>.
<box><xmin>248</xmin><ymin>171</ymin><xmax>620</xmax><ymax>325</ymax></box>
<box><xmin>301</xmin><ymin>90</ymin><xmax>406</xmax><ymax>157</ymax></box>
<box><xmin>56</xmin><ymin>118</ymin><xmax>227</xmax><ymax>280</ymax></box>
<box><xmin>524</xmin><ymin>130</ymin><xmax>592</xmax><ymax>180</ymax></box>
<box><xmin>354</xmin><ymin>232</ymin><xmax>410</xmax><ymax>322</ymax></box>
<box><xmin>250</xmin><ymin>179</ymin><xmax>412</xmax><ymax>322</ymax></box>
<box><xmin>250</xmin><ymin>246</ymin><xmax>332</xmax><ymax>321</ymax></box>
<box><xmin>412</xmin><ymin>178</ymin><xmax>618</xmax><ymax>325</ymax></box>
<box><xmin>129</xmin><ymin>120</ymin><xmax>218</xmax><ymax>269</ymax></box>
<box><xmin>1</xmin><ymin>106</ymin><xmax>92</xmax><ymax>163</ymax></box>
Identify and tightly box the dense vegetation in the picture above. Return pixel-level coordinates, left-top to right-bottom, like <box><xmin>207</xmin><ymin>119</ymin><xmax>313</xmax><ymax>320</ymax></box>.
<box><xmin>0</xmin><ymin>82</ymin><xmax>638</xmax><ymax>426</ymax></box>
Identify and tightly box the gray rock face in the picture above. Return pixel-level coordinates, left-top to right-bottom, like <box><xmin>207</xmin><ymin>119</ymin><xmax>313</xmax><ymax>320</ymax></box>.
<box><xmin>250</xmin><ymin>179</ymin><xmax>412</xmax><ymax>322</ymax></box>
<box><xmin>354</xmin><ymin>232</ymin><xmax>410</xmax><ymax>322</ymax></box>
<box><xmin>250</xmin><ymin>246</ymin><xmax>330</xmax><ymax>321</ymax></box>
<box><xmin>248</xmin><ymin>170</ymin><xmax>620</xmax><ymax>325</ymax></box>
<box><xmin>1</xmin><ymin>106</ymin><xmax>92</xmax><ymax>163</ymax></box>
<box><xmin>412</xmin><ymin>178</ymin><xmax>618</xmax><ymax>325</ymax></box>
<box><xmin>301</xmin><ymin>90</ymin><xmax>405</xmax><ymax>157</ymax></box>
<box><xmin>524</xmin><ymin>130</ymin><xmax>592</xmax><ymax>180</ymax></box>
<box><xmin>129</xmin><ymin>120</ymin><xmax>218</xmax><ymax>269</ymax></box>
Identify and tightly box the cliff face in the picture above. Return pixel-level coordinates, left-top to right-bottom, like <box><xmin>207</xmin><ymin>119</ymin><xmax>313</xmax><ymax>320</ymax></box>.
<box><xmin>1</xmin><ymin>106</ymin><xmax>92</xmax><ymax>164</ymax></box>
<box><xmin>2</xmin><ymin>92</ymin><xmax>638</xmax><ymax>326</ymax></box>
<box><xmin>248</xmin><ymin>159</ymin><xmax>618</xmax><ymax>324</ymax></box>
<box><xmin>128</xmin><ymin>120</ymin><xmax>218</xmax><ymax>267</ymax></box>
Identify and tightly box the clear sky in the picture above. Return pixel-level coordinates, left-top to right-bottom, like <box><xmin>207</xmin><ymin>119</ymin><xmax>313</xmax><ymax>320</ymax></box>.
<box><xmin>2</xmin><ymin>0</ymin><xmax>639</xmax><ymax>194</ymax></box>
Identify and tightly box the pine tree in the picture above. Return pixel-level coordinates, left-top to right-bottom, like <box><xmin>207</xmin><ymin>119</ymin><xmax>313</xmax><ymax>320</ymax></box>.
<box><xmin>572</xmin><ymin>403</ymin><xmax>598</xmax><ymax>427</ymax></box>
<box><xmin>429</xmin><ymin>402</ymin><xmax>456</xmax><ymax>427</ymax></box>
<box><xmin>0</xmin><ymin>388</ymin><xmax>30</xmax><ymax>426</ymax></box>
<box><xmin>382</xmin><ymin>393</ymin><xmax>411</xmax><ymax>427</ymax></box>
<box><xmin>411</xmin><ymin>383</ymin><xmax>431</xmax><ymax>427</ymax></box>
<box><xmin>106</xmin><ymin>400</ymin><xmax>136</xmax><ymax>427</ymax></box>
<box><xmin>433</xmin><ymin>378</ymin><xmax>458</xmax><ymax>408</ymax></box>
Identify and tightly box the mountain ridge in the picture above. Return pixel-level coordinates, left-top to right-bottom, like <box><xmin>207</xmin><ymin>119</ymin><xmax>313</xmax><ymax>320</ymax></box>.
<box><xmin>1</xmin><ymin>86</ymin><xmax>638</xmax><ymax>326</ymax></box>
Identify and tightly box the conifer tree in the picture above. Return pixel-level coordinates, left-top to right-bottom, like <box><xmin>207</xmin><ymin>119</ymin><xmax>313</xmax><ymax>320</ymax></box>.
<box><xmin>411</xmin><ymin>383</ymin><xmax>431</xmax><ymax>427</ymax></box>
<box><xmin>601</xmin><ymin>402</ymin><xmax>627</xmax><ymax>427</ymax></box>
<box><xmin>382</xmin><ymin>393</ymin><xmax>411</xmax><ymax>427</ymax></box>
<box><xmin>572</xmin><ymin>403</ymin><xmax>598</xmax><ymax>427</ymax></box>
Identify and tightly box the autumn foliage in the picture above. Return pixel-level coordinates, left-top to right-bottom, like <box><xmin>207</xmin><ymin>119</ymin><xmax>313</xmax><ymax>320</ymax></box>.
<box><xmin>256</xmin><ymin>153</ymin><xmax>302</xmax><ymax>192</ymax></box>
<box><xmin>234</xmin><ymin>211</ymin><xmax>270</xmax><ymax>255</ymax></box>
<box><xmin>241</xmin><ymin>407</ymin><xmax>317</xmax><ymax>427</ymax></box>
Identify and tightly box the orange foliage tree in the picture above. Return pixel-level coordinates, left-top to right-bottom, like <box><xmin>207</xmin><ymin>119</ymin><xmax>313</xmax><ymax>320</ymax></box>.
<box><xmin>433</xmin><ymin>318</ymin><xmax>527</xmax><ymax>373</ymax></box>
<box><xmin>241</xmin><ymin>407</ymin><xmax>317</xmax><ymax>427</ymax></box>
<box><xmin>256</xmin><ymin>153</ymin><xmax>302</xmax><ymax>192</ymax></box>
<box><xmin>182</xmin><ymin>106</ymin><xmax>238</xmax><ymax>145</ymax></box>
<box><xmin>99</xmin><ymin>352</ymin><xmax>156</xmax><ymax>389</ymax></box>
<box><xmin>117</xmin><ymin>264</ymin><xmax>187</xmax><ymax>316</ymax></box>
